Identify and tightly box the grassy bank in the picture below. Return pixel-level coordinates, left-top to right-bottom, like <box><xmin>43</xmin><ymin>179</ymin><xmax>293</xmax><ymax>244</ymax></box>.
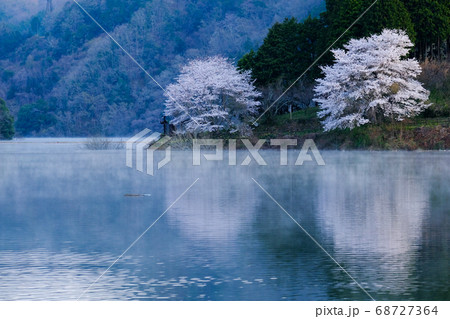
<box><xmin>254</xmin><ymin>108</ymin><xmax>450</xmax><ymax>150</ymax></box>
<box><xmin>166</xmin><ymin>109</ymin><xmax>449</xmax><ymax>150</ymax></box>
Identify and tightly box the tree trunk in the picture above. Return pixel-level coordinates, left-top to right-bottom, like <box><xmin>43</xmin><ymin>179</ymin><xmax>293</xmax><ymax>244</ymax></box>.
<box><xmin>421</xmin><ymin>41</ymin><xmax>426</xmax><ymax>62</ymax></box>
<box><xmin>447</xmin><ymin>37</ymin><xmax>450</xmax><ymax>62</ymax></box>
<box><xmin>438</xmin><ymin>38</ymin><xmax>441</xmax><ymax>61</ymax></box>
<box><xmin>420</xmin><ymin>42</ymin><xmax>423</xmax><ymax>61</ymax></box>
<box><xmin>430</xmin><ymin>40</ymin><xmax>433</xmax><ymax>60</ymax></box>
<box><xmin>370</xmin><ymin>107</ymin><xmax>377</xmax><ymax>124</ymax></box>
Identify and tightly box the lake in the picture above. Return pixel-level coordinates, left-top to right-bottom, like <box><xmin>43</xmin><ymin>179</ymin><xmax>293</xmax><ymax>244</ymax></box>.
<box><xmin>0</xmin><ymin>139</ymin><xmax>448</xmax><ymax>300</ymax></box>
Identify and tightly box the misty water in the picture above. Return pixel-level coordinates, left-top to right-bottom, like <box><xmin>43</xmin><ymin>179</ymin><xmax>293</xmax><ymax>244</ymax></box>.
<box><xmin>0</xmin><ymin>139</ymin><xmax>448</xmax><ymax>300</ymax></box>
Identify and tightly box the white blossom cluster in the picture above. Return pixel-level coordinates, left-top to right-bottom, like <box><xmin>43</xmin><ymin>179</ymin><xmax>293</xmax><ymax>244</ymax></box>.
<box><xmin>314</xmin><ymin>29</ymin><xmax>431</xmax><ymax>131</ymax></box>
<box><xmin>164</xmin><ymin>56</ymin><xmax>261</xmax><ymax>134</ymax></box>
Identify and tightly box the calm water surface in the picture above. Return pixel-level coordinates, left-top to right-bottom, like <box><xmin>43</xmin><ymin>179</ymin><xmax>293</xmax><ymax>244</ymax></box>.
<box><xmin>0</xmin><ymin>139</ymin><xmax>448</xmax><ymax>300</ymax></box>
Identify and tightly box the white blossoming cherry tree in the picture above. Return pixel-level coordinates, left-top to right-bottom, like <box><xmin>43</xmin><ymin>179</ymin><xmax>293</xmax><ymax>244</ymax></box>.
<box><xmin>314</xmin><ymin>29</ymin><xmax>430</xmax><ymax>131</ymax></box>
<box><xmin>164</xmin><ymin>56</ymin><xmax>261</xmax><ymax>135</ymax></box>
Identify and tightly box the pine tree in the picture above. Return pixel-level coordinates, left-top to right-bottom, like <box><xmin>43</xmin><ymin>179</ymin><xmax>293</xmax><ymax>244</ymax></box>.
<box><xmin>238</xmin><ymin>17</ymin><xmax>325</xmax><ymax>86</ymax></box>
<box><xmin>323</xmin><ymin>0</ymin><xmax>415</xmax><ymax>46</ymax></box>
<box><xmin>238</xmin><ymin>18</ymin><xmax>301</xmax><ymax>85</ymax></box>
<box><xmin>402</xmin><ymin>0</ymin><xmax>450</xmax><ymax>60</ymax></box>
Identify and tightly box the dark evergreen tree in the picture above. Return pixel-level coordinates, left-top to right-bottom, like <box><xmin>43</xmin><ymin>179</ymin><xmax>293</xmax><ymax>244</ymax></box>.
<box><xmin>402</xmin><ymin>0</ymin><xmax>450</xmax><ymax>60</ymax></box>
<box><xmin>238</xmin><ymin>18</ymin><xmax>301</xmax><ymax>85</ymax></box>
<box><xmin>323</xmin><ymin>0</ymin><xmax>415</xmax><ymax>46</ymax></box>
<box><xmin>0</xmin><ymin>98</ymin><xmax>15</xmax><ymax>140</ymax></box>
<box><xmin>238</xmin><ymin>16</ymin><xmax>325</xmax><ymax>86</ymax></box>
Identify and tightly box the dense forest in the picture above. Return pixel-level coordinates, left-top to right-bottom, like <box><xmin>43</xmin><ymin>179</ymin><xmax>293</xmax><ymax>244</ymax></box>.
<box><xmin>0</xmin><ymin>0</ymin><xmax>324</xmax><ymax>136</ymax></box>
<box><xmin>0</xmin><ymin>0</ymin><xmax>448</xmax><ymax>137</ymax></box>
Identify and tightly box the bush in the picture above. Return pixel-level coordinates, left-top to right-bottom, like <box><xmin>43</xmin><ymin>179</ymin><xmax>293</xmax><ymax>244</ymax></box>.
<box><xmin>349</xmin><ymin>127</ymin><xmax>371</xmax><ymax>149</ymax></box>
<box><xmin>0</xmin><ymin>98</ymin><xmax>15</xmax><ymax>140</ymax></box>
<box><xmin>84</xmin><ymin>137</ymin><xmax>124</xmax><ymax>150</ymax></box>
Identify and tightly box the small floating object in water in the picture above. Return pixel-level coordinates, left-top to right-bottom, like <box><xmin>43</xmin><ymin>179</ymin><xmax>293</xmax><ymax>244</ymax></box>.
<box><xmin>124</xmin><ymin>194</ymin><xmax>152</xmax><ymax>197</ymax></box>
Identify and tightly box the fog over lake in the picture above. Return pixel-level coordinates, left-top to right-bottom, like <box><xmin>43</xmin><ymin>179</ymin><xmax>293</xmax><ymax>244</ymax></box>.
<box><xmin>0</xmin><ymin>139</ymin><xmax>448</xmax><ymax>300</ymax></box>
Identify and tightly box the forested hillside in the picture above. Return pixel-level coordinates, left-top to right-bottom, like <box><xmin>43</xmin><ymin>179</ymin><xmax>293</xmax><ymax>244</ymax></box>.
<box><xmin>0</xmin><ymin>0</ymin><xmax>324</xmax><ymax>136</ymax></box>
